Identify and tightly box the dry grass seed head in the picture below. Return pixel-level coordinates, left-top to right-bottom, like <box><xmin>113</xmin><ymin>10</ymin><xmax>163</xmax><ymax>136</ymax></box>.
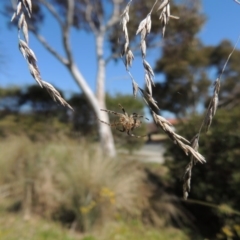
<box><xmin>183</xmin><ymin>160</ymin><xmax>193</xmax><ymax>200</ymax></box>
<box><xmin>132</xmin><ymin>79</ymin><xmax>139</xmax><ymax>97</ymax></box>
<box><xmin>204</xmin><ymin>105</ymin><xmax>213</xmax><ymax>133</ymax></box>
<box><xmin>143</xmin><ymin>60</ymin><xmax>154</xmax><ymax>77</ymax></box>
<box><xmin>125</xmin><ymin>49</ymin><xmax>134</xmax><ymax>68</ymax></box>
<box><xmin>152</xmin><ymin>111</ymin><xmax>205</xmax><ymax>163</ymax></box>
<box><xmin>42</xmin><ymin>81</ymin><xmax>74</xmax><ymax>111</ymax></box>
<box><xmin>139</xmin><ymin>88</ymin><xmax>159</xmax><ymax>110</ymax></box>
<box><xmin>190</xmin><ymin>134</ymin><xmax>199</xmax><ymax>164</ymax></box>
<box><xmin>158</xmin><ymin>0</ymin><xmax>179</xmax><ymax>37</ymax></box>
<box><xmin>12</xmin><ymin>0</ymin><xmax>73</xmax><ymax>111</ymax></box>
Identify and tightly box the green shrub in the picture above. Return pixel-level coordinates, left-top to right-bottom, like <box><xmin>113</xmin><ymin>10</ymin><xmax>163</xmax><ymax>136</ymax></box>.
<box><xmin>0</xmin><ymin>212</ymin><xmax>77</xmax><ymax>240</ymax></box>
<box><xmin>164</xmin><ymin>107</ymin><xmax>240</xmax><ymax>239</ymax></box>
<box><xmin>0</xmin><ymin>212</ymin><xmax>189</xmax><ymax>240</ymax></box>
<box><xmin>97</xmin><ymin>220</ymin><xmax>189</xmax><ymax>240</ymax></box>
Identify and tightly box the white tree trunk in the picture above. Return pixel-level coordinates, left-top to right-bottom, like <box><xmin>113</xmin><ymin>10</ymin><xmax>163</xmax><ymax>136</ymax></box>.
<box><xmin>69</xmin><ymin>63</ymin><xmax>116</xmax><ymax>157</ymax></box>
<box><xmin>31</xmin><ymin>0</ymin><xmax>117</xmax><ymax>157</ymax></box>
<box><xmin>95</xmin><ymin>33</ymin><xmax>116</xmax><ymax>157</ymax></box>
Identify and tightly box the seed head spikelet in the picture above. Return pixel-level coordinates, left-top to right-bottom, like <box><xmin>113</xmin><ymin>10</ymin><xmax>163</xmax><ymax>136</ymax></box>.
<box><xmin>11</xmin><ymin>0</ymin><xmax>73</xmax><ymax>110</ymax></box>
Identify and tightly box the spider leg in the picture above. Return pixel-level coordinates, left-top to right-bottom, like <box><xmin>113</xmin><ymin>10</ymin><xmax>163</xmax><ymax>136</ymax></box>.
<box><xmin>100</xmin><ymin>109</ymin><xmax>122</xmax><ymax>116</ymax></box>
<box><xmin>99</xmin><ymin>119</ymin><xmax>119</xmax><ymax>128</ymax></box>
<box><xmin>127</xmin><ymin>130</ymin><xmax>147</xmax><ymax>138</ymax></box>
<box><xmin>118</xmin><ymin>104</ymin><xmax>128</xmax><ymax>116</ymax></box>
<box><xmin>131</xmin><ymin>118</ymin><xmax>138</xmax><ymax>130</ymax></box>
<box><xmin>132</xmin><ymin>113</ymin><xmax>149</xmax><ymax>121</ymax></box>
<box><xmin>116</xmin><ymin>127</ymin><xmax>125</xmax><ymax>132</ymax></box>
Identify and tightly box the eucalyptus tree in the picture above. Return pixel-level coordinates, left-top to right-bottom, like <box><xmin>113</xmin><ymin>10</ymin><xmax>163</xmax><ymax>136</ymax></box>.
<box><xmin>5</xmin><ymin>0</ymin><xmax>132</xmax><ymax>157</ymax></box>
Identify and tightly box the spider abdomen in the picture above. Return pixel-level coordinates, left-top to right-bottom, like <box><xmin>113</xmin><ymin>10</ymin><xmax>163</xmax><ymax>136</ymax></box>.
<box><xmin>99</xmin><ymin>104</ymin><xmax>148</xmax><ymax>138</ymax></box>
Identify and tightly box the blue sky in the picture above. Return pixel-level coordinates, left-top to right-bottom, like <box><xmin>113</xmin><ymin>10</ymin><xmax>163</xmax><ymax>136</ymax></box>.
<box><xmin>0</xmin><ymin>0</ymin><xmax>240</xmax><ymax>98</ymax></box>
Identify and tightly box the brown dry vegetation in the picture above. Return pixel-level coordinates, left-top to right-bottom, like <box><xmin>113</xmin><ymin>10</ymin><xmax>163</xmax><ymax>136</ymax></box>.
<box><xmin>0</xmin><ymin>135</ymin><xmax>188</xmax><ymax>236</ymax></box>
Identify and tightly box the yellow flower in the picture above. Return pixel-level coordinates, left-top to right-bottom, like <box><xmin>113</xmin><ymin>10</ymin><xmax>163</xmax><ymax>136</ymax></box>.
<box><xmin>80</xmin><ymin>200</ymin><xmax>96</xmax><ymax>214</ymax></box>
<box><xmin>222</xmin><ymin>226</ymin><xmax>234</xmax><ymax>237</ymax></box>
<box><xmin>100</xmin><ymin>187</ymin><xmax>116</xmax><ymax>205</ymax></box>
<box><xmin>110</xmin><ymin>197</ymin><xmax>116</xmax><ymax>205</ymax></box>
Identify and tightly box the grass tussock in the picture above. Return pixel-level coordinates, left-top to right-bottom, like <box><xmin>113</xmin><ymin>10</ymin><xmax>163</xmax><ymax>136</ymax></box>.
<box><xmin>0</xmin><ymin>135</ymin><xmax>189</xmax><ymax>238</ymax></box>
<box><xmin>0</xmin><ymin>136</ymin><xmax>148</xmax><ymax>231</ymax></box>
<box><xmin>51</xmin><ymin>142</ymin><xmax>148</xmax><ymax>231</ymax></box>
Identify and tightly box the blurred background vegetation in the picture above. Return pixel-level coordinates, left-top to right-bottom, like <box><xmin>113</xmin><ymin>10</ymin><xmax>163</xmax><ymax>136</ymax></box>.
<box><xmin>1</xmin><ymin>0</ymin><xmax>240</xmax><ymax>240</ymax></box>
<box><xmin>0</xmin><ymin>86</ymin><xmax>190</xmax><ymax>240</ymax></box>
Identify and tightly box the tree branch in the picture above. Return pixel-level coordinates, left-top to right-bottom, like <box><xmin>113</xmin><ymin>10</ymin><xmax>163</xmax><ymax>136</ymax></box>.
<box><xmin>38</xmin><ymin>0</ymin><xmax>64</xmax><ymax>27</ymax></box>
<box><xmin>32</xmin><ymin>30</ymin><xmax>69</xmax><ymax>65</ymax></box>
<box><xmin>106</xmin><ymin>0</ymin><xmax>124</xmax><ymax>30</ymax></box>
<box><xmin>40</xmin><ymin>0</ymin><xmax>74</xmax><ymax>66</ymax></box>
<box><xmin>105</xmin><ymin>40</ymin><xmax>163</xmax><ymax>63</ymax></box>
<box><xmin>66</xmin><ymin>0</ymin><xmax>74</xmax><ymax>27</ymax></box>
<box><xmin>37</xmin><ymin>0</ymin><xmax>74</xmax><ymax>65</ymax></box>
<box><xmin>83</xmin><ymin>0</ymin><xmax>98</xmax><ymax>34</ymax></box>
<box><xmin>62</xmin><ymin>0</ymin><xmax>74</xmax><ymax>65</ymax></box>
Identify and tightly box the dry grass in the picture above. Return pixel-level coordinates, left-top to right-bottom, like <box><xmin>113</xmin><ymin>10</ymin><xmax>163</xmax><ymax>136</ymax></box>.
<box><xmin>157</xmin><ymin>0</ymin><xmax>180</xmax><ymax>37</ymax></box>
<box><xmin>182</xmin><ymin>36</ymin><xmax>240</xmax><ymax>199</ymax></box>
<box><xmin>119</xmin><ymin>0</ymin><xmax>207</xmax><ymax>200</ymax></box>
<box><xmin>0</xmin><ymin>135</ymin><xmax>189</xmax><ymax>232</ymax></box>
<box><xmin>11</xmin><ymin>0</ymin><xmax>72</xmax><ymax>110</ymax></box>
<box><xmin>10</xmin><ymin>0</ymin><xmax>239</xmax><ymax>203</ymax></box>
<box><xmin>11</xmin><ymin>0</ymin><xmax>204</xmax><ymax>201</ymax></box>
<box><xmin>53</xmin><ymin>142</ymin><xmax>148</xmax><ymax>231</ymax></box>
<box><xmin>0</xmin><ymin>136</ymin><xmax>148</xmax><ymax>230</ymax></box>
<box><xmin>119</xmin><ymin>0</ymin><xmax>240</xmax><ymax>200</ymax></box>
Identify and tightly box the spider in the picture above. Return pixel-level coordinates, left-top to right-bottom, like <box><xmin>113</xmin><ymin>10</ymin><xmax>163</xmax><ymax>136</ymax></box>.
<box><xmin>99</xmin><ymin>104</ymin><xmax>149</xmax><ymax>138</ymax></box>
